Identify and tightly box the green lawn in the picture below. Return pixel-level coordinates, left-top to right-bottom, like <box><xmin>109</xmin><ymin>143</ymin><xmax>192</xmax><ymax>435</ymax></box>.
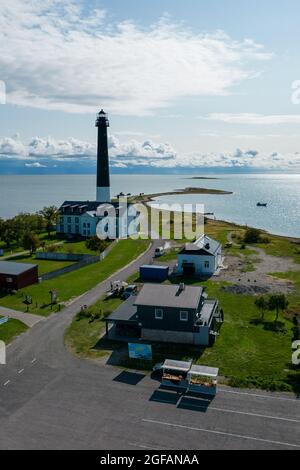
<box><xmin>0</xmin><ymin>316</ymin><xmax>28</xmax><ymax>344</ymax></box>
<box><xmin>196</xmin><ymin>282</ymin><xmax>298</xmax><ymax>391</ymax></box>
<box><xmin>56</xmin><ymin>240</ymin><xmax>99</xmax><ymax>255</ymax></box>
<box><xmin>0</xmin><ymin>232</ymin><xmax>62</xmax><ymax>258</ymax></box>
<box><xmin>8</xmin><ymin>253</ymin><xmax>75</xmax><ymax>275</ymax></box>
<box><xmin>256</xmin><ymin>235</ymin><xmax>300</xmax><ymax>264</ymax></box>
<box><xmin>0</xmin><ymin>239</ymin><xmax>149</xmax><ymax>317</ymax></box>
<box><xmin>64</xmin><ymin>277</ymin><xmax>300</xmax><ymax>392</ymax></box>
<box><xmin>65</xmin><ymin>296</ymin><xmax>123</xmax><ymax>358</ymax></box>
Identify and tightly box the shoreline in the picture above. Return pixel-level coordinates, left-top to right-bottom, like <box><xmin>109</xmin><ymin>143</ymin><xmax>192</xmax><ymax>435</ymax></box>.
<box><xmin>141</xmin><ymin>199</ymin><xmax>300</xmax><ymax>243</ymax></box>
<box><xmin>129</xmin><ymin>187</ymin><xmax>232</xmax><ymax>203</ymax></box>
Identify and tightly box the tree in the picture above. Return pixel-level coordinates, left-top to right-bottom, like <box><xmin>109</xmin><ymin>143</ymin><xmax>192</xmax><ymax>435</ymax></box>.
<box><xmin>244</xmin><ymin>228</ymin><xmax>262</xmax><ymax>244</ymax></box>
<box><xmin>268</xmin><ymin>294</ymin><xmax>289</xmax><ymax>322</ymax></box>
<box><xmin>0</xmin><ymin>220</ymin><xmax>17</xmax><ymax>248</ymax></box>
<box><xmin>254</xmin><ymin>296</ymin><xmax>268</xmax><ymax>321</ymax></box>
<box><xmin>22</xmin><ymin>231</ymin><xmax>40</xmax><ymax>255</ymax></box>
<box><xmin>85</xmin><ymin>236</ymin><xmax>108</xmax><ymax>253</ymax></box>
<box><xmin>39</xmin><ymin>206</ymin><xmax>59</xmax><ymax>237</ymax></box>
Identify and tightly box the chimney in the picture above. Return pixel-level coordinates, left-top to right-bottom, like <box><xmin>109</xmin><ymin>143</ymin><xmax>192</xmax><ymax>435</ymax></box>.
<box><xmin>178</xmin><ymin>283</ymin><xmax>185</xmax><ymax>294</ymax></box>
<box><xmin>95</xmin><ymin>109</ymin><xmax>111</xmax><ymax>203</ymax></box>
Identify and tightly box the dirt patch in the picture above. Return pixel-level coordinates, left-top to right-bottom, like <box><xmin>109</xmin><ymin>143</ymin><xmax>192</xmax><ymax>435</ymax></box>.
<box><xmin>222</xmin><ymin>284</ymin><xmax>270</xmax><ymax>296</ymax></box>
<box><xmin>215</xmin><ymin>234</ymin><xmax>300</xmax><ymax>294</ymax></box>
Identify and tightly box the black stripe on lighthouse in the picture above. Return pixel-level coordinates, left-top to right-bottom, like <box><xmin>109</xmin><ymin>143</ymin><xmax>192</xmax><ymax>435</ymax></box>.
<box><xmin>95</xmin><ymin>110</ymin><xmax>111</xmax><ymax>202</ymax></box>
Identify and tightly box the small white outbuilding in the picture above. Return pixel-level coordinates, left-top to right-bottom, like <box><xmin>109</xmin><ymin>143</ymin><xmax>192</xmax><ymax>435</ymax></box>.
<box><xmin>177</xmin><ymin>235</ymin><xmax>222</xmax><ymax>277</ymax></box>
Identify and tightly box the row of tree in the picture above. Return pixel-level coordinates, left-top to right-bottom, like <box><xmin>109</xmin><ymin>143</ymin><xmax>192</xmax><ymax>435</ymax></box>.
<box><xmin>0</xmin><ymin>206</ymin><xmax>59</xmax><ymax>250</ymax></box>
<box><xmin>255</xmin><ymin>294</ymin><xmax>289</xmax><ymax>322</ymax></box>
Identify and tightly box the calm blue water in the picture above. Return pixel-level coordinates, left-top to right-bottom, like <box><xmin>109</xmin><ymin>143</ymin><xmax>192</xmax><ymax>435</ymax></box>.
<box><xmin>0</xmin><ymin>173</ymin><xmax>299</xmax><ymax>238</ymax></box>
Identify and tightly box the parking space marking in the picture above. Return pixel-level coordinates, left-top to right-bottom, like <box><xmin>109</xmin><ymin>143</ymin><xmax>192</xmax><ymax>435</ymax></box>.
<box><xmin>18</xmin><ymin>369</ymin><xmax>24</xmax><ymax>374</ymax></box>
<box><xmin>219</xmin><ymin>388</ymin><xmax>299</xmax><ymax>403</ymax></box>
<box><xmin>142</xmin><ymin>419</ymin><xmax>300</xmax><ymax>449</ymax></box>
<box><xmin>3</xmin><ymin>380</ymin><xmax>10</xmax><ymax>386</ymax></box>
<box><xmin>31</xmin><ymin>358</ymin><xmax>37</xmax><ymax>364</ymax></box>
<box><xmin>129</xmin><ymin>442</ymin><xmax>165</xmax><ymax>450</ymax></box>
<box><xmin>181</xmin><ymin>402</ymin><xmax>300</xmax><ymax>423</ymax></box>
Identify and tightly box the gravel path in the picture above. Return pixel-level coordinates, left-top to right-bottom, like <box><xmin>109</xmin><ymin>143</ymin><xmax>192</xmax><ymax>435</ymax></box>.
<box><xmin>215</xmin><ymin>232</ymin><xmax>300</xmax><ymax>294</ymax></box>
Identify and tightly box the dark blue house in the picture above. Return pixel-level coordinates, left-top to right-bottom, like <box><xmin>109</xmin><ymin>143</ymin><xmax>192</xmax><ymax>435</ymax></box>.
<box><xmin>106</xmin><ymin>283</ymin><xmax>221</xmax><ymax>346</ymax></box>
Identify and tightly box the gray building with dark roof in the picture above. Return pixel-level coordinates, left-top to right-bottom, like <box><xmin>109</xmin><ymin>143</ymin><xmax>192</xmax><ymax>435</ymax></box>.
<box><xmin>106</xmin><ymin>283</ymin><xmax>221</xmax><ymax>346</ymax></box>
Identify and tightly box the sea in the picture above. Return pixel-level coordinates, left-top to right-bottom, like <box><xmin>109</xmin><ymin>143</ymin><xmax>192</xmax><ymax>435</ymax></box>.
<box><xmin>0</xmin><ymin>173</ymin><xmax>300</xmax><ymax>238</ymax></box>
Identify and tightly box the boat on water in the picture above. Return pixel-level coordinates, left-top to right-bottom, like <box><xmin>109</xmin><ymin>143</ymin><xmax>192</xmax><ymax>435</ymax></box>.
<box><xmin>257</xmin><ymin>202</ymin><xmax>268</xmax><ymax>207</ymax></box>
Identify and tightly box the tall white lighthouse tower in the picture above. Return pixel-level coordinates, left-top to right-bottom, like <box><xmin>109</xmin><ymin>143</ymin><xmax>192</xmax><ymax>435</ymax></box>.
<box><xmin>95</xmin><ymin>110</ymin><xmax>111</xmax><ymax>203</ymax></box>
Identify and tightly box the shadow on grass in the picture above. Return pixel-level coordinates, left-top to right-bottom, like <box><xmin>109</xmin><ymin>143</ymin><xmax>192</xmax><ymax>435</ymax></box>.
<box><xmin>250</xmin><ymin>318</ymin><xmax>287</xmax><ymax>333</ymax></box>
<box><xmin>93</xmin><ymin>335</ymin><xmax>207</xmax><ymax>373</ymax></box>
<box><xmin>169</xmin><ymin>274</ymin><xmax>212</xmax><ymax>285</ymax></box>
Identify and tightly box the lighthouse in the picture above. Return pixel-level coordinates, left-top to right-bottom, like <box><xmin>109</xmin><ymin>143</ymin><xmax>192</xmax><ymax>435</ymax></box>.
<box><xmin>95</xmin><ymin>109</ymin><xmax>111</xmax><ymax>202</ymax></box>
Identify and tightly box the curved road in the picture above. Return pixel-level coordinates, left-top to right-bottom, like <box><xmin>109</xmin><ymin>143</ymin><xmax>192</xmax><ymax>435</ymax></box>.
<box><xmin>0</xmin><ymin>240</ymin><xmax>299</xmax><ymax>450</ymax></box>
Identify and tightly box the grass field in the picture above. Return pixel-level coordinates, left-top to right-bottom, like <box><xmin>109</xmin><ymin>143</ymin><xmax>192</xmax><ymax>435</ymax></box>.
<box><xmin>65</xmin><ymin>296</ymin><xmax>123</xmax><ymax>358</ymax></box>
<box><xmin>0</xmin><ymin>316</ymin><xmax>28</xmax><ymax>344</ymax></box>
<box><xmin>55</xmin><ymin>240</ymin><xmax>101</xmax><ymax>255</ymax></box>
<box><xmin>0</xmin><ymin>232</ymin><xmax>62</xmax><ymax>257</ymax></box>
<box><xmin>0</xmin><ymin>239</ymin><xmax>149</xmax><ymax>317</ymax></box>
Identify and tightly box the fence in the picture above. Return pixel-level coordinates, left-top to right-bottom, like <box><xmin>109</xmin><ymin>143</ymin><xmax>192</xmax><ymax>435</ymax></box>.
<box><xmin>39</xmin><ymin>240</ymin><xmax>118</xmax><ymax>281</ymax></box>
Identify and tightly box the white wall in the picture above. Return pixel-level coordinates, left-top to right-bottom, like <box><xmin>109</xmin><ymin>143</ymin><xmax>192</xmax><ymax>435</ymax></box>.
<box><xmin>178</xmin><ymin>253</ymin><xmax>216</xmax><ymax>275</ymax></box>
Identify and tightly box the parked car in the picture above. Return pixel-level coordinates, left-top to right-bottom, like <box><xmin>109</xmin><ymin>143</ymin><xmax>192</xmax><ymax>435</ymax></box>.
<box><xmin>154</xmin><ymin>246</ymin><xmax>165</xmax><ymax>258</ymax></box>
<box><xmin>122</xmin><ymin>284</ymin><xmax>137</xmax><ymax>300</ymax></box>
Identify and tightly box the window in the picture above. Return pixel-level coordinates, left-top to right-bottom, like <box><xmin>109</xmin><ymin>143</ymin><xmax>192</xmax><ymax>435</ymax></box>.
<box><xmin>155</xmin><ymin>309</ymin><xmax>163</xmax><ymax>320</ymax></box>
<box><xmin>204</xmin><ymin>261</ymin><xmax>210</xmax><ymax>269</ymax></box>
<box><xmin>180</xmin><ymin>311</ymin><xmax>188</xmax><ymax>322</ymax></box>
<box><xmin>67</xmin><ymin>217</ymin><xmax>71</xmax><ymax>223</ymax></box>
<box><xmin>68</xmin><ymin>225</ymin><xmax>72</xmax><ymax>233</ymax></box>
<box><xmin>60</xmin><ymin>217</ymin><xmax>64</xmax><ymax>224</ymax></box>
<box><xmin>60</xmin><ymin>225</ymin><xmax>64</xmax><ymax>233</ymax></box>
<box><xmin>83</xmin><ymin>223</ymin><xmax>86</xmax><ymax>228</ymax></box>
<box><xmin>75</xmin><ymin>217</ymin><xmax>79</xmax><ymax>223</ymax></box>
<box><xmin>75</xmin><ymin>225</ymin><xmax>80</xmax><ymax>234</ymax></box>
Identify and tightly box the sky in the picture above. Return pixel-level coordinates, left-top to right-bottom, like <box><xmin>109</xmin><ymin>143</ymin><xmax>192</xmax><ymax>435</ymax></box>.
<box><xmin>1</xmin><ymin>0</ymin><xmax>300</xmax><ymax>174</ymax></box>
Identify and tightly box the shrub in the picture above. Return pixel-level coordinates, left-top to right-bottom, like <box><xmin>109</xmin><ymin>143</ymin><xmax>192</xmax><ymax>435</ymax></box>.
<box><xmin>243</xmin><ymin>228</ymin><xmax>262</xmax><ymax>244</ymax></box>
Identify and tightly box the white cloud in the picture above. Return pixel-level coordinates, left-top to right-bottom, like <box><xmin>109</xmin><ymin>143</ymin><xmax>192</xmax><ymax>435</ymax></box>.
<box><xmin>2</xmin><ymin>134</ymin><xmax>300</xmax><ymax>170</ymax></box>
<box><xmin>0</xmin><ymin>137</ymin><xmax>27</xmax><ymax>158</ymax></box>
<box><xmin>25</xmin><ymin>162</ymin><xmax>47</xmax><ymax>168</ymax></box>
<box><xmin>206</xmin><ymin>113</ymin><xmax>300</xmax><ymax>125</ymax></box>
<box><xmin>0</xmin><ymin>1</ymin><xmax>271</xmax><ymax>116</ymax></box>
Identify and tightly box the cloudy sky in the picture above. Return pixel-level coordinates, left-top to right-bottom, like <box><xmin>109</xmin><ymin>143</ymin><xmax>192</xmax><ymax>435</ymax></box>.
<box><xmin>1</xmin><ymin>0</ymin><xmax>300</xmax><ymax>173</ymax></box>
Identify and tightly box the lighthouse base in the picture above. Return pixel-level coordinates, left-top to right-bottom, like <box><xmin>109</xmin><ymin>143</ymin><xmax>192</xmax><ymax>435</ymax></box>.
<box><xmin>97</xmin><ymin>187</ymin><xmax>111</xmax><ymax>203</ymax></box>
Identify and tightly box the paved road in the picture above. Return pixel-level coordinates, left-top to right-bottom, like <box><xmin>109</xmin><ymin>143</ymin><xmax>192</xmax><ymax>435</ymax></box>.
<box><xmin>0</xmin><ymin>306</ymin><xmax>44</xmax><ymax>327</ymax></box>
<box><xmin>0</xmin><ymin>240</ymin><xmax>300</xmax><ymax>450</ymax></box>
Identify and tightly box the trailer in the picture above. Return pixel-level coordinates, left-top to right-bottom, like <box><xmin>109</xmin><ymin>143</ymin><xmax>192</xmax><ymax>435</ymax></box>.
<box><xmin>161</xmin><ymin>359</ymin><xmax>192</xmax><ymax>390</ymax></box>
<box><xmin>187</xmin><ymin>365</ymin><xmax>219</xmax><ymax>396</ymax></box>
